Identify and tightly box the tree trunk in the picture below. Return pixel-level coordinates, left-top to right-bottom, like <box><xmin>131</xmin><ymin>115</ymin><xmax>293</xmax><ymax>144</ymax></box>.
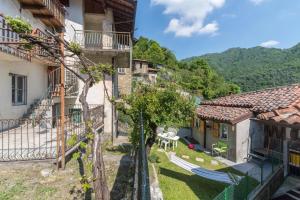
<box><xmin>79</xmin><ymin>80</ymin><xmax>109</xmax><ymax>200</ymax></box>
<box><xmin>145</xmin><ymin>123</ymin><xmax>158</xmax><ymax>154</ymax></box>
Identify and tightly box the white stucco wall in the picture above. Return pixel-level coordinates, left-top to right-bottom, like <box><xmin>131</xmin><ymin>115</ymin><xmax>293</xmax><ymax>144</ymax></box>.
<box><xmin>0</xmin><ymin>0</ymin><xmax>46</xmax><ymax>30</ymax></box>
<box><xmin>236</xmin><ymin>119</ymin><xmax>251</xmax><ymax>163</ymax></box>
<box><xmin>65</xmin><ymin>0</ymin><xmax>84</xmax><ymax>41</ymax></box>
<box><xmin>0</xmin><ymin>60</ymin><xmax>47</xmax><ymax>119</ymax></box>
<box><xmin>64</xmin><ymin>0</ymin><xmax>115</xmax><ymax>134</ymax></box>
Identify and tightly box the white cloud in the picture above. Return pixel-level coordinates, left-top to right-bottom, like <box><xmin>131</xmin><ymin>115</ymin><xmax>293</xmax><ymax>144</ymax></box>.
<box><xmin>260</xmin><ymin>40</ymin><xmax>280</xmax><ymax>48</ymax></box>
<box><xmin>249</xmin><ymin>0</ymin><xmax>267</xmax><ymax>5</ymax></box>
<box><xmin>151</xmin><ymin>0</ymin><xmax>225</xmax><ymax>37</ymax></box>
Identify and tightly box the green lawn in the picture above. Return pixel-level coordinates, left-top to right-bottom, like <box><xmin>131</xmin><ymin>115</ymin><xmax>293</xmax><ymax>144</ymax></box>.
<box><xmin>149</xmin><ymin>139</ymin><xmax>258</xmax><ymax>200</ymax></box>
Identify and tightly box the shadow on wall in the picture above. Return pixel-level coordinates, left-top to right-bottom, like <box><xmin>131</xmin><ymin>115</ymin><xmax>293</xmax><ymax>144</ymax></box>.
<box><xmin>178</xmin><ymin>127</ymin><xmax>192</xmax><ymax>138</ymax></box>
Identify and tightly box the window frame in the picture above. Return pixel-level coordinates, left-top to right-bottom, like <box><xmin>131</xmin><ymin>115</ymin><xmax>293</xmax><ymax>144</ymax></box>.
<box><xmin>118</xmin><ymin>68</ymin><xmax>126</xmax><ymax>74</ymax></box>
<box><xmin>219</xmin><ymin>123</ymin><xmax>229</xmax><ymax>141</ymax></box>
<box><xmin>11</xmin><ymin>73</ymin><xmax>27</xmax><ymax>106</ymax></box>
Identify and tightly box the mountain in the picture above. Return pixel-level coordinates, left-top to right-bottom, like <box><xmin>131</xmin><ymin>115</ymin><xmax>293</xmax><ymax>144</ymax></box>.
<box><xmin>183</xmin><ymin>43</ymin><xmax>300</xmax><ymax>92</ymax></box>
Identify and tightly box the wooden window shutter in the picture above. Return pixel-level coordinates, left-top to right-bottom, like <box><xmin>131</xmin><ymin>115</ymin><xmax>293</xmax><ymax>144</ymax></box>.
<box><xmin>200</xmin><ymin>120</ymin><xmax>205</xmax><ymax>134</ymax></box>
<box><xmin>212</xmin><ymin>122</ymin><xmax>219</xmax><ymax>138</ymax></box>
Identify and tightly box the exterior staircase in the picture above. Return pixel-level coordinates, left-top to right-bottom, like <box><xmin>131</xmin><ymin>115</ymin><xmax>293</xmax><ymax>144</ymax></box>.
<box><xmin>22</xmin><ymin>86</ymin><xmax>53</xmax><ymax>127</ymax></box>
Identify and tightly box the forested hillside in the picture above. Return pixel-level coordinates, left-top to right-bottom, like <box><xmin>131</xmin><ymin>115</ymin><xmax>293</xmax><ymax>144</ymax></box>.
<box><xmin>184</xmin><ymin>44</ymin><xmax>300</xmax><ymax>92</ymax></box>
<box><xmin>133</xmin><ymin>37</ymin><xmax>240</xmax><ymax>99</ymax></box>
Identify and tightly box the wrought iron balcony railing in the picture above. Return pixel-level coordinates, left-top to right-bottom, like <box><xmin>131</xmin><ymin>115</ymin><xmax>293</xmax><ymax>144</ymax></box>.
<box><xmin>73</xmin><ymin>30</ymin><xmax>132</xmax><ymax>51</ymax></box>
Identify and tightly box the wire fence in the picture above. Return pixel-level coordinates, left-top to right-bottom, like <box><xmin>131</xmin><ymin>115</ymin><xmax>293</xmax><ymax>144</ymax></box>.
<box><xmin>213</xmin><ymin>151</ymin><xmax>284</xmax><ymax>200</ymax></box>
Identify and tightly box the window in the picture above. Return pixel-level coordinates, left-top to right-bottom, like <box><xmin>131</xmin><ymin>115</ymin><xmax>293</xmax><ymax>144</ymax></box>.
<box><xmin>140</xmin><ymin>63</ymin><xmax>143</xmax><ymax>69</ymax></box>
<box><xmin>118</xmin><ymin>68</ymin><xmax>125</xmax><ymax>74</ymax></box>
<box><xmin>11</xmin><ymin>74</ymin><xmax>27</xmax><ymax>105</ymax></box>
<box><xmin>220</xmin><ymin>123</ymin><xmax>228</xmax><ymax>140</ymax></box>
<box><xmin>291</xmin><ymin>129</ymin><xmax>300</xmax><ymax>140</ymax></box>
<box><xmin>60</xmin><ymin>0</ymin><xmax>70</xmax><ymax>7</ymax></box>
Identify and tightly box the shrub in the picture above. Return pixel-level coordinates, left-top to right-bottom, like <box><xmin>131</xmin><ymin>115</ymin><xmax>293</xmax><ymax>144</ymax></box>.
<box><xmin>5</xmin><ymin>16</ymin><xmax>32</xmax><ymax>34</ymax></box>
<box><xmin>148</xmin><ymin>154</ymin><xmax>160</xmax><ymax>163</ymax></box>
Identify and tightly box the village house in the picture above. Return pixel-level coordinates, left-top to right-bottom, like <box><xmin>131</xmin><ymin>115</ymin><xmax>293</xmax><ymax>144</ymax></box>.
<box><xmin>193</xmin><ymin>84</ymin><xmax>300</xmax><ymax>178</ymax></box>
<box><xmin>0</xmin><ymin>0</ymin><xmax>136</xmax><ymax>133</ymax></box>
<box><xmin>132</xmin><ymin>59</ymin><xmax>159</xmax><ymax>85</ymax></box>
<box><xmin>0</xmin><ymin>0</ymin><xmax>136</xmax><ymax>161</ymax></box>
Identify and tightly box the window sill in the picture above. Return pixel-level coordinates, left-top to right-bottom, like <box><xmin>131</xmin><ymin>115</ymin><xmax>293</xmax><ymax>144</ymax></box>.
<box><xmin>219</xmin><ymin>138</ymin><xmax>228</xmax><ymax>142</ymax></box>
<box><xmin>12</xmin><ymin>104</ymin><xmax>27</xmax><ymax>106</ymax></box>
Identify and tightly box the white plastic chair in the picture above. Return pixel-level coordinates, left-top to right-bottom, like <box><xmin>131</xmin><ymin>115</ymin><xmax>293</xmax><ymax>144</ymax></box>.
<box><xmin>160</xmin><ymin>139</ymin><xmax>170</xmax><ymax>151</ymax></box>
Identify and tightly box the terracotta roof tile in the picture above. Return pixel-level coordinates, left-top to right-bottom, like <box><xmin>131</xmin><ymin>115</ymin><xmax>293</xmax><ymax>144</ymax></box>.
<box><xmin>202</xmin><ymin>84</ymin><xmax>300</xmax><ymax>112</ymax></box>
<box><xmin>197</xmin><ymin>84</ymin><xmax>300</xmax><ymax>124</ymax></box>
<box><xmin>257</xmin><ymin>105</ymin><xmax>300</xmax><ymax>125</ymax></box>
<box><xmin>196</xmin><ymin>105</ymin><xmax>252</xmax><ymax>124</ymax></box>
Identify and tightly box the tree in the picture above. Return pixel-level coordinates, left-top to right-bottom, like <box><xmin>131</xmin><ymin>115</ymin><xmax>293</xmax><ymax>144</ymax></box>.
<box><xmin>145</xmin><ymin>40</ymin><xmax>165</xmax><ymax>65</ymax></box>
<box><xmin>118</xmin><ymin>83</ymin><xmax>195</xmax><ymax>152</ymax></box>
<box><xmin>4</xmin><ymin>16</ymin><xmax>111</xmax><ymax>200</ymax></box>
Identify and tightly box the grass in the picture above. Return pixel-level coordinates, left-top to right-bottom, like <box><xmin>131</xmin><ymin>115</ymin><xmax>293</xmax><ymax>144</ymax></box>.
<box><xmin>0</xmin><ymin>148</ymin><xmax>135</xmax><ymax>200</ymax></box>
<box><xmin>150</xmin><ymin>139</ymin><xmax>259</xmax><ymax>200</ymax></box>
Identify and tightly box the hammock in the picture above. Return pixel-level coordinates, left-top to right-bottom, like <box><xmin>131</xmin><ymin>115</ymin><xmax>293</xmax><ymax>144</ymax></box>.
<box><xmin>169</xmin><ymin>154</ymin><xmax>241</xmax><ymax>185</ymax></box>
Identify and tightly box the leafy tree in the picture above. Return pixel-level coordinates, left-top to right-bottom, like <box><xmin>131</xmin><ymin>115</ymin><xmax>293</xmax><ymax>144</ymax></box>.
<box><xmin>133</xmin><ymin>37</ymin><xmax>178</xmax><ymax>68</ymax></box>
<box><xmin>133</xmin><ymin>37</ymin><xmax>240</xmax><ymax>99</ymax></box>
<box><xmin>145</xmin><ymin>41</ymin><xmax>165</xmax><ymax>65</ymax></box>
<box><xmin>118</xmin><ymin>84</ymin><xmax>195</xmax><ymax>152</ymax></box>
<box><xmin>184</xmin><ymin>44</ymin><xmax>300</xmax><ymax>92</ymax></box>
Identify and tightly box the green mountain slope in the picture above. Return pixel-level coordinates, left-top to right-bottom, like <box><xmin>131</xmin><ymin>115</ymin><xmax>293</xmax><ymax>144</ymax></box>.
<box><xmin>183</xmin><ymin>43</ymin><xmax>300</xmax><ymax>92</ymax></box>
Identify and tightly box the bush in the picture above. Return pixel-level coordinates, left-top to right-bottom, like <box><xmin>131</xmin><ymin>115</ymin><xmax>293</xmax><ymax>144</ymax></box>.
<box><xmin>148</xmin><ymin>154</ymin><xmax>160</xmax><ymax>163</ymax></box>
<box><xmin>5</xmin><ymin>16</ymin><xmax>32</xmax><ymax>34</ymax></box>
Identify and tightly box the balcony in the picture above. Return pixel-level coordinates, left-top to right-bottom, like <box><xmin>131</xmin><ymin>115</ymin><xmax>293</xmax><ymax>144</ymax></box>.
<box><xmin>0</xmin><ymin>15</ymin><xmax>31</xmax><ymax>61</ymax></box>
<box><xmin>48</xmin><ymin>67</ymin><xmax>79</xmax><ymax>98</ymax></box>
<box><xmin>18</xmin><ymin>0</ymin><xmax>65</xmax><ymax>28</ymax></box>
<box><xmin>73</xmin><ymin>30</ymin><xmax>132</xmax><ymax>52</ymax></box>
<box><xmin>0</xmin><ymin>15</ymin><xmax>60</xmax><ymax>64</ymax></box>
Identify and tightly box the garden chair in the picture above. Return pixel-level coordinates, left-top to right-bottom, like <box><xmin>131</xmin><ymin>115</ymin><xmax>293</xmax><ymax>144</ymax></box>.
<box><xmin>170</xmin><ymin>136</ymin><xmax>180</xmax><ymax>150</ymax></box>
<box><xmin>212</xmin><ymin>141</ymin><xmax>228</xmax><ymax>157</ymax></box>
<box><xmin>160</xmin><ymin>138</ymin><xmax>170</xmax><ymax>151</ymax></box>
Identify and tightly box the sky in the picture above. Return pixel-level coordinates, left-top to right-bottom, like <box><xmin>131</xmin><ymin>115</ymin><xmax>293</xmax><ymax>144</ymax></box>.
<box><xmin>135</xmin><ymin>0</ymin><xmax>300</xmax><ymax>59</ymax></box>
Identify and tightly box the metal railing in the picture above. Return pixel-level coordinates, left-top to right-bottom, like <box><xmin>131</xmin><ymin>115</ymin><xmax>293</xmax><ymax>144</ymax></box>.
<box><xmin>0</xmin><ymin>105</ymin><xmax>104</xmax><ymax>161</ymax></box>
<box><xmin>74</xmin><ymin>30</ymin><xmax>132</xmax><ymax>51</ymax></box>
<box><xmin>0</xmin><ymin>15</ymin><xmax>60</xmax><ymax>64</ymax></box>
<box><xmin>132</xmin><ymin>111</ymin><xmax>151</xmax><ymax>200</ymax></box>
<box><xmin>32</xmin><ymin>28</ymin><xmax>59</xmax><ymax>64</ymax></box>
<box><xmin>213</xmin><ymin>150</ymin><xmax>284</xmax><ymax>200</ymax></box>
<box><xmin>48</xmin><ymin>67</ymin><xmax>79</xmax><ymax>97</ymax></box>
<box><xmin>0</xmin><ymin>15</ymin><xmax>31</xmax><ymax>61</ymax></box>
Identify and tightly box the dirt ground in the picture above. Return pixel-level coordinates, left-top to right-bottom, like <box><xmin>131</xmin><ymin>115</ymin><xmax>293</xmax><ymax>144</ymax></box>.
<box><xmin>0</xmin><ymin>143</ymin><xmax>134</xmax><ymax>200</ymax></box>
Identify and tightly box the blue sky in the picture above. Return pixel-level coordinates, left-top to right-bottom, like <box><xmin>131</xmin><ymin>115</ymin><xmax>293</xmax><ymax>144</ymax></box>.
<box><xmin>135</xmin><ymin>0</ymin><xmax>300</xmax><ymax>59</ymax></box>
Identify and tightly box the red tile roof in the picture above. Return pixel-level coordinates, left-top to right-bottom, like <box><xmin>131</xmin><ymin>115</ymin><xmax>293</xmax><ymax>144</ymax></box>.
<box><xmin>257</xmin><ymin>102</ymin><xmax>300</xmax><ymax>126</ymax></box>
<box><xmin>197</xmin><ymin>84</ymin><xmax>300</xmax><ymax>124</ymax></box>
<box><xmin>202</xmin><ymin>84</ymin><xmax>300</xmax><ymax>112</ymax></box>
<box><xmin>196</xmin><ymin>105</ymin><xmax>252</xmax><ymax>124</ymax></box>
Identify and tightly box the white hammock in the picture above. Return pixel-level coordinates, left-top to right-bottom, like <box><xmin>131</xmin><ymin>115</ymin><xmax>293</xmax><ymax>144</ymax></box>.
<box><xmin>169</xmin><ymin>154</ymin><xmax>241</xmax><ymax>185</ymax></box>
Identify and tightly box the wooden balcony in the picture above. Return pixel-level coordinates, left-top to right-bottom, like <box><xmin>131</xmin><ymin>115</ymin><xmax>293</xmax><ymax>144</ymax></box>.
<box><xmin>73</xmin><ymin>30</ymin><xmax>132</xmax><ymax>52</ymax></box>
<box><xmin>18</xmin><ymin>0</ymin><xmax>65</xmax><ymax>28</ymax></box>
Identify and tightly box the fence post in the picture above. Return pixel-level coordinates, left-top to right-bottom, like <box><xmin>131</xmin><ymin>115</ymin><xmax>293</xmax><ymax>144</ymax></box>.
<box><xmin>246</xmin><ymin>173</ymin><xmax>249</xmax><ymax>200</ymax></box>
<box><xmin>60</xmin><ymin>32</ymin><xmax>66</xmax><ymax>169</ymax></box>
<box><xmin>224</xmin><ymin>188</ymin><xmax>228</xmax><ymax>200</ymax></box>
<box><xmin>261</xmin><ymin>163</ymin><xmax>264</xmax><ymax>184</ymax></box>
